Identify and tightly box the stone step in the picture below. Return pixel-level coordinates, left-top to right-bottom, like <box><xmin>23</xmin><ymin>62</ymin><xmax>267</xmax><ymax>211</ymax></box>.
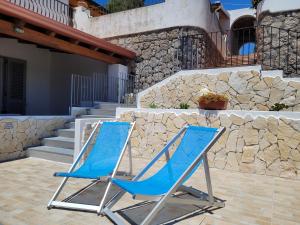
<box><xmin>56</xmin><ymin>128</ymin><xmax>75</xmax><ymax>138</ymax></box>
<box><xmin>94</xmin><ymin>102</ymin><xmax>120</xmax><ymax>109</ymax></box>
<box><xmin>42</xmin><ymin>137</ymin><xmax>74</xmax><ymax>149</ymax></box>
<box><xmin>88</xmin><ymin>108</ymin><xmax>116</xmax><ymax>115</ymax></box>
<box><xmin>80</xmin><ymin>115</ymin><xmax>115</xmax><ymax>119</ymax></box>
<box><xmin>26</xmin><ymin>146</ymin><xmax>73</xmax><ymax>164</ymax></box>
<box><xmin>65</xmin><ymin>122</ymin><xmax>75</xmax><ymax>129</ymax></box>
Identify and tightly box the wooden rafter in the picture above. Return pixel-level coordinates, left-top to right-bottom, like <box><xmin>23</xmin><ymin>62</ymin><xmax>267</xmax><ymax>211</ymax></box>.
<box><xmin>0</xmin><ymin>1</ymin><xmax>136</xmax><ymax>60</ymax></box>
<box><xmin>0</xmin><ymin>19</ymin><xmax>123</xmax><ymax>64</ymax></box>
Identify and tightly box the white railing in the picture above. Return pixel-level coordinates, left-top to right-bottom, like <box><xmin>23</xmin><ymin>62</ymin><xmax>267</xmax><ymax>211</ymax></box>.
<box><xmin>8</xmin><ymin>0</ymin><xmax>73</xmax><ymax>26</ymax></box>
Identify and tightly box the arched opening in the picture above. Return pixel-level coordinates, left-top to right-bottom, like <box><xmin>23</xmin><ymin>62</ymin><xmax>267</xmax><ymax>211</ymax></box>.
<box><xmin>230</xmin><ymin>16</ymin><xmax>256</xmax><ymax>56</ymax></box>
<box><xmin>239</xmin><ymin>42</ymin><xmax>256</xmax><ymax>55</ymax></box>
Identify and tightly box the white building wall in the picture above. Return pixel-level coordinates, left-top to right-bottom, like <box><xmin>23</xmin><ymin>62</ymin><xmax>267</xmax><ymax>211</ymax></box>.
<box><xmin>80</xmin><ymin>0</ymin><xmax>222</xmax><ymax>38</ymax></box>
<box><xmin>73</xmin><ymin>6</ymin><xmax>92</xmax><ymax>32</ymax></box>
<box><xmin>0</xmin><ymin>38</ymin><xmax>108</xmax><ymax>115</ymax></box>
<box><xmin>50</xmin><ymin>53</ymin><xmax>108</xmax><ymax>115</ymax></box>
<box><xmin>227</xmin><ymin>8</ymin><xmax>256</xmax><ymax>28</ymax></box>
<box><xmin>258</xmin><ymin>0</ymin><xmax>300</xmax><ymax>15</ymax></box>
<box><xmin>0</xmin><ymin>38</ymin><xmax>52</xmax><ymax>115</ymax></box>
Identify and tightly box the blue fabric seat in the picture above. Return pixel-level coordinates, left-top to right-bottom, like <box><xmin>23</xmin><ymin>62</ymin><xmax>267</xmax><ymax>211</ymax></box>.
<box><xmin>54</xmin><ymin>122</ymin><xmax>131</xmax><ymax>179</ymax></box>
<box><xmin>112</xmin><ymin>126</ymin><xmax>218</xmax><ymax>196</ymax></box>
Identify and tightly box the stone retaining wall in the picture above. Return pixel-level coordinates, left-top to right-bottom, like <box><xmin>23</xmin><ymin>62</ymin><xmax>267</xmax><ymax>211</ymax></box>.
<box><xmin>107</xmin><ymin>26</ymin><xmax>223</xmax><ymax>92</ymax></box>
<box><xmin>0</xmin><ymin>116</ymin><xmax>72</xmax><ymax>162</ymax></box>
<box><xmin>257</xmin><ymin>10</ymin><xmax>300</xmax><ymax>77</ymax></box>
<box><xmin>138</xmin><ymin>70</ymin><xmax>300</xmax><ymax>111</ymax></box>
<box><xmin>116</xmin><ymin>110</ymin><xmax>300</xmax><ymax>180</ymax></box>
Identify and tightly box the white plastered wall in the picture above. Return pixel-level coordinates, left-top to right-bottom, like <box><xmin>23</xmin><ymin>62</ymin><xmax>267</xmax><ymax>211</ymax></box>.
<box><xmin>0</xmin><ymin>38</ymin><xmax>108</xmax><ymax>115</ymax></box>
<box><xmin>76</xmin><ymin>0</ymin><xmax>224</xmax><ymax>39</ymax></box>
<box><xmin>257</xmin><ymin>0</ymin><xmax>300</xmax><ymax>15</ymax></box>
<box><xmin>0</xmin><ymin>38</ymin><xmax>52</xmax><ymax>115</ymax></box>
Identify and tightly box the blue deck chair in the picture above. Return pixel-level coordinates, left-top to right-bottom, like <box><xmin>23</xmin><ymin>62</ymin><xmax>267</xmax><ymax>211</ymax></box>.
<box><xmin>47</xmin><ymin>121</ymin><xmax>135</xmax><ymax>214</ymax></box>
<box><xmin>103</xmin><ymin>125</ymin><xmax>225</xmax><ymax>225</ymax></box>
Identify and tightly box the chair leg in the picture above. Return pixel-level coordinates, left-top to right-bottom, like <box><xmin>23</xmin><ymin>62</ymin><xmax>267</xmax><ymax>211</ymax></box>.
<box><xmin>105</xmin><ymin>189</ymin><xmax>126</xmax><ymax>209</ymax></box>
<box><xmin>139</xmin><ymin>196</ymin><xmax>168</xmax><ymax>225</ymax></box>
<box><xmin>97</xmin><ymin>181</ymin><xmax>114</xmax><ymax>215</ymax></box>
<box><xmin>47</xmin><ymin>177</ymin><xmax>69</xmax><ymax>209</ymax></box>
<box><xmin>203</xmin><ymin>153</ymin><xmax>214</xmax><ymax>204</ymax></box>
<box><xmin>128</xmin><ymin>140</ymin><xmax>133</xmax><ymax>176</ymax></box>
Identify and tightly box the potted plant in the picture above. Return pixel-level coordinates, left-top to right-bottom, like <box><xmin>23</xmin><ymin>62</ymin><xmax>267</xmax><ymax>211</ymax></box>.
<box><xmin>198</xmin><ymin>92</ymin><xmax>229</xmax><ymax>110</ymax></box>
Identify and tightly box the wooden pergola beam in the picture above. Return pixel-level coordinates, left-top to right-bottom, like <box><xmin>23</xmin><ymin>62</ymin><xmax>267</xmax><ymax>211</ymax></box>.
<box><xmin>0</xmin><ymin>1</ymin><xmax>136</xmax><ymax>59</ymax></box>
<box><xmin>0</xmin><ymin>19</ymin><xmax>123</xmax><ymax>64</ymax></box>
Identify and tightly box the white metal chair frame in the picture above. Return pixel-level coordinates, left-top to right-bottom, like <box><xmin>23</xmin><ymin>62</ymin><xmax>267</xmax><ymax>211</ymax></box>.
<box><xmin>47</xmin><ymin>121</ymin><xmax>135</xmax><ymax>215</ymax></box>
<box><xmin>103</xmin><ymin>126</ymin><xmax>226</xmax><ymax>225</ymax></box>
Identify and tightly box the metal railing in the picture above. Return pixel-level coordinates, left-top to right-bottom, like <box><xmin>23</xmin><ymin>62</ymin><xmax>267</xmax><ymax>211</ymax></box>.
<box><xmin>8</xmin><ymin>0</ymin><xmax>73</xmax><ymax>26</ymax></box>
<box><xmin>70</xmin><ymin>73</ymin><xmax>135</xmax><ymax>109</ymax></box>
<box><xmin>257</xmin><ymin>25</ymin><xmax>300</xmax><ymax>76</ymax></box>
<box><xmin>177</xmin><ymin>25</ymin><xmax>300</xmax><ymax>76</ymax></box>
<box><xmin>97</xmin><ymin>0</ymin><xmax>165</xmax><ymax>14</ymax></box>
<box><xmin>177</xmin><ymin>26</ymin><xmax>257</xmax><ymax>70</ymax></box>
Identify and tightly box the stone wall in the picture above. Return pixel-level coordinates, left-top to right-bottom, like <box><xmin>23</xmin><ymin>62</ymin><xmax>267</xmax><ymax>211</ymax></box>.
<box><xmin>116</xmin><ymin>110</ymin><xmax>300</xmax><ymax>180</ymax></box>
<box><xmin>0</xmin><ymin>116</ymin><xmax>72</xmax><ymax>162</ymax></box>
<box><xmin>107</xmin><ymin>26</ymin><xmax>223</xmax><ymax>92</ymax></box>
<box><xmin>257</xmin><ymin>10</ymin><xmax>300</xmax><ymax>77</ymax></box>
<box><xmin>138</xmin><ymin>70</ymin><xmax>300</xmax><ymax>111</ymax></box>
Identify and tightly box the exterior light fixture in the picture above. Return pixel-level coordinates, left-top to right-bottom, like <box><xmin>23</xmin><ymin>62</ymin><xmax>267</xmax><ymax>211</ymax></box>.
<box><xmin>14</xmin><ymin>26</ymin><xmax>24</xmax><ymax>34</ymax></box>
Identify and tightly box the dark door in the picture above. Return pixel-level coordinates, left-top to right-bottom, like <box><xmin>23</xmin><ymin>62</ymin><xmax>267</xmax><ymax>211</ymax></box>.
<box><xmin>2</xmin><ymin>58</ymin><xmax>26</xmax><ymax>115</ymax></box>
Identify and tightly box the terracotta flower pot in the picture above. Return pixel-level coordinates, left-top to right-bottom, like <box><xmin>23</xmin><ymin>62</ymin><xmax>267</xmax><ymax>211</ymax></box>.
<box><xmin>199</xmin><ymin>100</ymin><xmax>228</xmax><ymax>110</ymax></box>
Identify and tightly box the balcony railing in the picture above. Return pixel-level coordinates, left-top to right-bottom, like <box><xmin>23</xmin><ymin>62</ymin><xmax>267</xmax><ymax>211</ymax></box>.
<box><xmin>70</xmin><ymin>73</ymin><xmax>135</xmax><ymax>110</ymax></box>
<box><xmin>97</xmin><ymin>0</ymin><xmax>165</xmax><ymax>15</ymax></box>
<box><xmin>177</xmin><ymin>25</ymin><xmax>300</xmax><ymax>77</ymax></box>
<box><xmin>7</xmin><ymin>0</ymin><xmax>73</xmax><ymax>26</ymax></box>
<box><xmin>177</xmin><ymin>27</ymin><xmax>257</xmax><ymax>70</ymax></box>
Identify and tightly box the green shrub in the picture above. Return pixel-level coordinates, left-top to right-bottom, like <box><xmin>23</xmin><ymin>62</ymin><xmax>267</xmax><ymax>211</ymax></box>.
<box><xmin>149</xmin><ymin>103</ymin><xmax>158</xmax><ymax>108</ymax></box>
<box><xmin>179</xmin><ymin>103</ymin><xmax>190</xmax><ymax>109</ymax></box>
<box><xmin>270</xmin><ymin>103</ymin><xmax>289</xmax><ymax>111</ymax></box>
<box><xmin>252</xmin><ymin>0</ymin><xmax>262</xmax><ymax>9</ymax></box>
<box><xmin>107</xmin><ymin>0</ymin><xmax>144</xmax><ymax>13</ymax></box>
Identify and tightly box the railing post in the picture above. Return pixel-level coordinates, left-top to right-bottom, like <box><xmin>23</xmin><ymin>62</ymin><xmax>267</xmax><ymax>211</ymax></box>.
<box><xmin>278</xmin><ymin>28</ymin><xmax>281</xmax><ymax>69</ymax></box>
<box><xmin>297</xmin><ymin>32</ymin><xmax>299</xmax><ymax>75</ymax></box>
<box><xmin>287</xmin><ymin>30</ymin><xmax>290</xmax><ymax>74</ymax></box>
<box><xmin>270</xmin><ymin>26</ymin><xmax>272</xmax><ymax>68</ymax></box>
<box><xmin>70</xmin><ymin>74</ymin><xmax>73</xmax><ymax>115</ymax></box>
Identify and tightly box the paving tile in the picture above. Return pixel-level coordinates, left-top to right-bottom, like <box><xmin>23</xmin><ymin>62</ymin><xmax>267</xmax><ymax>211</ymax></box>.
<box><xmin>0</xmin><ymin>158</ymin><xmax>300</xmax><ymax>225</ymax></box>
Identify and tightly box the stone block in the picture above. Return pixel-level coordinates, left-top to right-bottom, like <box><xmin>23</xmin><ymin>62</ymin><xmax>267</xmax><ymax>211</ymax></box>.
<box><xmin>241</xmin><ymin>145</ymin><xmax>259</xmax><ymax>163</ymax></box>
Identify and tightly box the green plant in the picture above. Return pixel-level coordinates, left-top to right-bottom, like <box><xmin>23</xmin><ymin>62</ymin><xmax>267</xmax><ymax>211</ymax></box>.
<box><xmin>270</xmin><ymin>103</ymin><xmax>289</xmax><ymax>111</ymax></box>
<box><xmin>198</xmin><ymin>92</ymin><xmax>229</xmax><ymax>105</ymax></box>
<box><xmin>107</xmin><ymin>0</ymin><xmax>144</xmax><ymax>13</ymax></box>
<box><xmin>252</xmin><ymin>0</ymin><xmax>262</xmax><ymax>9</ymax></box>
<box><xmin>179</xmin><ymin>103</ymin><xmax>190</xmax><ymax>109</ymax></box>
<box><xmin>149</xmin><ymin>103</ymin><xmax>158</xmax><ymax>108</ymax></box>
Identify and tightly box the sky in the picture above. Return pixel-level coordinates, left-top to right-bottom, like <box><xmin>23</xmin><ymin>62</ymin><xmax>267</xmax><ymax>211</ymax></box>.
<box><xmin>93</xmin><ymin>0</ymin><xmax>253</xmax><ymax>10</ymax></box>
<box><xmin>93</xmin><ymin>0</ymin><xmax>165</xmax><ymax>6</ymax></box>
<box><xmin>217</xmin><ymin>0</ymin><xmax>252</xmax><ymax>10</ymax></box>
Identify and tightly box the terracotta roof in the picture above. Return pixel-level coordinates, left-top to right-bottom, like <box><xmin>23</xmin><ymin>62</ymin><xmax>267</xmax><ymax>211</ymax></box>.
<box><xmin>0</xmin><ymin>1</ymin><xmax>136</xmax><ymax>62</ymax></box>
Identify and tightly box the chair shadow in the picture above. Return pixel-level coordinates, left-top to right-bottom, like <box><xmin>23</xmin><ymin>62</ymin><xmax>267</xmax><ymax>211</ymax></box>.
<box><xmin>116</xmin><ymin>191</ymin><xmax>225</xmax><ymax>225</ymax></box>
<box><xmin>64</xmin><ymin>181</ymin><xmax>225</xmax><ymax>225</ymax></box>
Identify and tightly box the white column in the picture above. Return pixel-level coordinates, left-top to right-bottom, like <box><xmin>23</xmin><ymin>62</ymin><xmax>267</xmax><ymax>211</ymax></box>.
<box><xmin>107</xmin><ymin>64</ymin><xmax>128</xmax><ymax>103</ymax></box>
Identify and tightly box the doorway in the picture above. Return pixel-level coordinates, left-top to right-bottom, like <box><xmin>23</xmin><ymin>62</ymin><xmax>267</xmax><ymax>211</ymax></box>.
<box><xmin>0</xmin><ymin>57</ymin><xmax>26</xmax><ymax>115</ymax></box>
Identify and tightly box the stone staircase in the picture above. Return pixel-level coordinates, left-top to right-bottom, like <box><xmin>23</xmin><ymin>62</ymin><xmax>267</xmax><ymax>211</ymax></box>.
<box><xmin>26</xmin><ymin>102</ymin><xmax>131</xmax><ymax>163</ymax></box>
<box><xmin>80</xmin><ymin>102</ymin><xmax>118</xmax><ymax>119</ymax></box>
<box><xmin>27</xmin><ymin>121</ymin><xmax>75</xmax><ymax>163</ymax></box>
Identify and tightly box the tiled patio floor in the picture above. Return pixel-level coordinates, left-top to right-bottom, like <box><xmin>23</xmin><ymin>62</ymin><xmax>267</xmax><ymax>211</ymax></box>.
<box><xmin>0</xmin><ymin>157</ymin><xmax>300</xmax><ymax>225</ymax></box>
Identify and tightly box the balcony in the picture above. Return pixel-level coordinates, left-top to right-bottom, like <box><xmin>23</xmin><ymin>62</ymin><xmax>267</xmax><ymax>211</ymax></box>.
<box><xmin>7</xmin><ymin>0</ymin><xmax>73</xmax><ymax>26</ymax></box>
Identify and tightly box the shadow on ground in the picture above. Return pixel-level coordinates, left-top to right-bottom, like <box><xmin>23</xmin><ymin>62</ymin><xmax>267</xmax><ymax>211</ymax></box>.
<box><xmin>63</xmin><ymin>181</ymin><xmax>224</xmax><ymax>225</ymax></box>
